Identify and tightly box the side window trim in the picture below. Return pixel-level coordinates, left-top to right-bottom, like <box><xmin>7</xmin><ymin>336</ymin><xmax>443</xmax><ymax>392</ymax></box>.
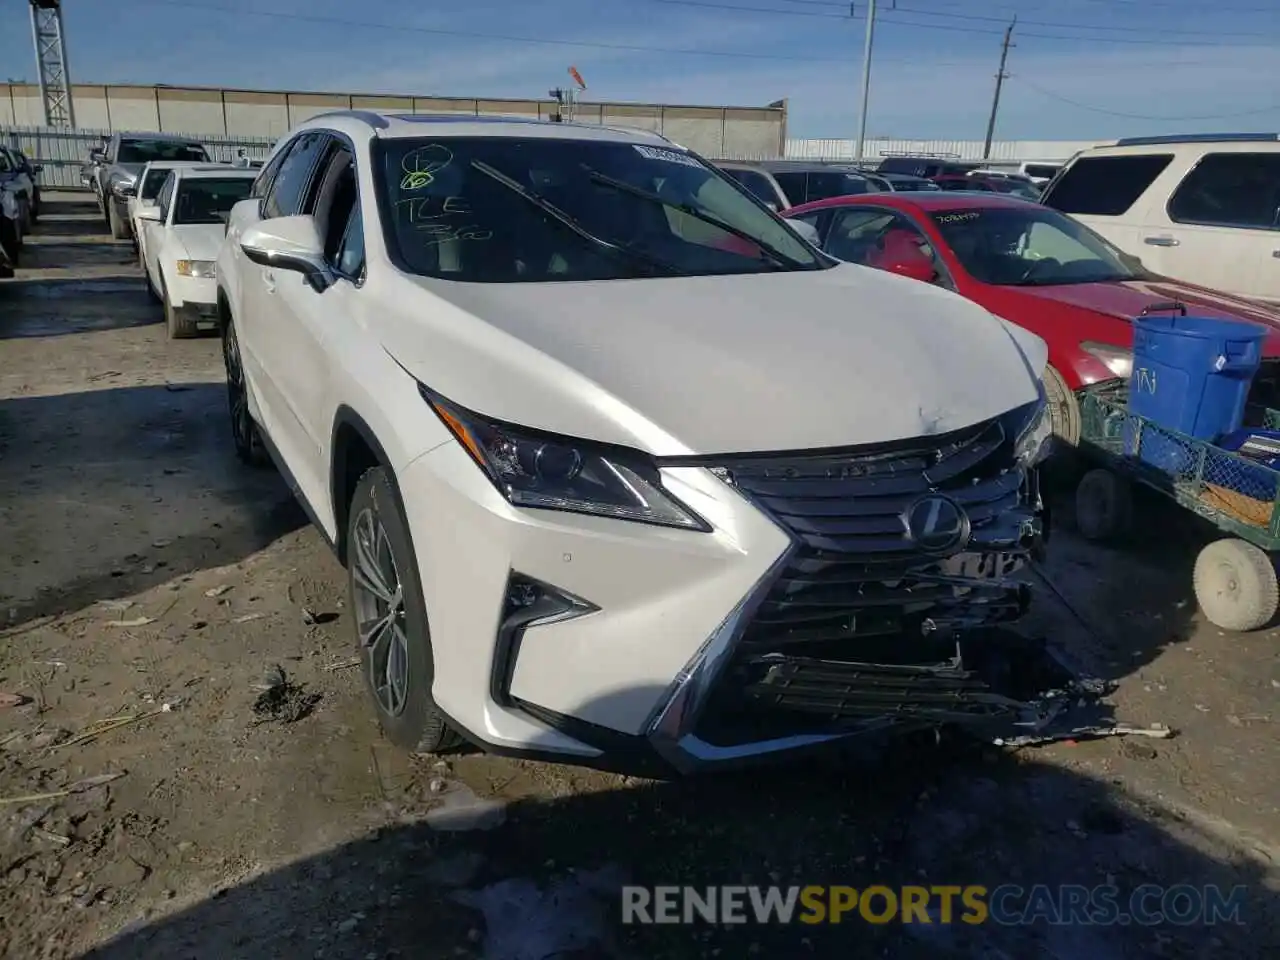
<box><xmin>1166</xmin><ymin>152</ymin><xmax>1280</xmax><ymax>232</ymax></box>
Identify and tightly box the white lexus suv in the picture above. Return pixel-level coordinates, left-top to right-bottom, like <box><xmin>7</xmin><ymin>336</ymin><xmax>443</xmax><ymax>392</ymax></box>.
<box><xmin>215</xmin><ymin>111</ymin><xmax>1054</xmax><ymax>774</ymax></box>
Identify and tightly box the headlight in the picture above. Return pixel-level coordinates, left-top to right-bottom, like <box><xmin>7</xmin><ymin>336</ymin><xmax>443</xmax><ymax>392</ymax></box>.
<box><xmin>423</xmin><ymin>390</ymin><xmax>709</xmax><ymax>531</ymax></box>
<box><xmin>1080</xmin><ymin>341</ymin><xmax>1132</xmax><ymax>381</ymax></box>
<box><xmin>1014</xmin><ymin>398</ymin><xmax>1053</xmax><ymax>467</ymax></box>
<box><xmin>176</xmin><ymin>259</ymin><xmax>216</xmax><ymax>278</ymax></box>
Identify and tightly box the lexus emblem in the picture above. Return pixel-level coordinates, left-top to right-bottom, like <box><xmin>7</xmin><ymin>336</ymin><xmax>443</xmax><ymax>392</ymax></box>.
<box><xmin>903</xmin><ymin>495</ymin><xmax>970</xmax><ymax>553</ymax></box>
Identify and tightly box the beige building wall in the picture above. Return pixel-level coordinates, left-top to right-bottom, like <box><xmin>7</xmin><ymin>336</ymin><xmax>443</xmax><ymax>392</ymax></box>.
<box><xmin>0</xmin><ymin>82</ymin><xmax>786</xmax><ymax>157</ymax></box>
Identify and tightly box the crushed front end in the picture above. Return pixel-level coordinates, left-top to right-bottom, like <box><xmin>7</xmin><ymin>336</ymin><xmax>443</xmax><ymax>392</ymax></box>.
<box><xmin>649</xmin><ymin>399</ymin><xmax>1097</xmax><ymax>767</ymax></box>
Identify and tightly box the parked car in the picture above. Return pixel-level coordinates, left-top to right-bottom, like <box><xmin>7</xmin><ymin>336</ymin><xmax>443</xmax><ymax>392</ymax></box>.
<box><xmin>137</xmin><ymin>165</ymin><xmax>256</xmax><ymax>338</ymax></box>
<box><xmin>0</xmin><ymin>145</ymin><xmax>42</xmax><ymax>226</ymax></box>
<box><xmin>876</xmin><ymin>156</ymin><xmax>976</xmax><ymax>178</ymax></box>
<box><xmin>713</xmin><ymin>161</ymin><xmax>791</xmax><ymax>210</ymax></box>
<box><xmin>1040</xmin><ymin>133</ymin><xmax>1280</xmax><ymax>304</ymax></box>
<box><xmin>214</xmin><ymin>110</ymin><xmax>1056</xmax><ymax>773</ymax></box>
<box><xmin>1018</xmin><ymin>162</ymin><xmax>1062</xmax><ymax>186</ymax></box>
<box><xmin>878</xmin><ymin>172</ymin><xmax>941</xmax><ymax>192</ymax></box>
<box><xmin>783</xmin><ymin>191</ymin><xmax>1280</xmax><ymax>445</ymax></box>
<box><xmin>750</xmin><ymin>160</ymin><xmax>888</xmax><ymax>207</ymax></box>
<box><xmin>130</xmin><ymin>161</ymin><xmax>229</xmax><ymax>263</ymax></box>
<box><xmin>0</xmin><ymin>182</ymin><xmax>19</xmax><ymax>275</ymax></box>
<box><xmin>934</xmin><ymin>174</ymin><xmax>1041</xmax><ymax>201</ymax></box>
<box><xmin>90</xmin><ymin>133</ymin><xmax>211</xmax><ymax>240</ymax></box>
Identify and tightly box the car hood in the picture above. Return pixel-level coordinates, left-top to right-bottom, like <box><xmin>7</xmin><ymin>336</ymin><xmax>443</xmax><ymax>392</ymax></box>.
<box><xmin>168</xmin><ymin>225</ymin><xmax>224</xmax><ymax>262</ymax></box>
<box><xmin>1011</xmin><ymin>277</ymin><xmax>1280</xmax><ymax>352</ymax></box>
<box><xmin>382</xmin><ymin>264</ymin><xmax>1043</xmax><ymax>456</ymax></box>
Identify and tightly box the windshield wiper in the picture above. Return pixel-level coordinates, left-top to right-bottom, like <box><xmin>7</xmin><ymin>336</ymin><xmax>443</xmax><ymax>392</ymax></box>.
<box><xmin>467</xmin><ymin>160</ymin><xmax>688</xmax><ymax>277</ymax></box>
<box><xmin>583</xmin><ymin>168</ymin><xmax>814</xmax><ymax>271</ymax></box>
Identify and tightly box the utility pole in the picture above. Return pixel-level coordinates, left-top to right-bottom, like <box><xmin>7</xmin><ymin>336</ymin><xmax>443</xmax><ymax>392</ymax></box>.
<box><xmin>853</xmin><ymin>0</ymin><xmax>876</xmax><ymax>162</ymax></box>
<box><xmin>982</xmin><ymin>16</ymin><xmax>1015</xmax><ymax>160</ymax></box>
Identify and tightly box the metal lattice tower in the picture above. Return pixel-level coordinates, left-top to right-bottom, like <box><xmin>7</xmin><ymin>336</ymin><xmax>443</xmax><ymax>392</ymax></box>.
<box><xmin>29</xmin><ymin>0</ymin><xmax>76</xmax><ymax>128</ymax></box>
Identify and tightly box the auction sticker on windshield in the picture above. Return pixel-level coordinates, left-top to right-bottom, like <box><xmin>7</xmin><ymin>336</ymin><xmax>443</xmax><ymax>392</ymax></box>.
<box><xmin>634</xmin><ymin>145</ymin><xmax>703</xmax><ymax>168</ymax></box>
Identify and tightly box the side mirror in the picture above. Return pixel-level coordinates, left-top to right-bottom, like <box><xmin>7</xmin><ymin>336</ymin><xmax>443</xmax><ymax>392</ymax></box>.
<box><xmin>90</xmin><ymin>150</ymin><xmax>105</xmax><ymax>163</ymax></box>
<box><xmin>31</xmin><ymin>164</ymin><xmax>43</xmax><ymax>174</ymax></box>
<box><xmin>137</xmin><ymin>206</ymin><xmax>162</xmax><ymax>222</ymax></box>
<box><xmin>240</xmin><ymin>215</ymin><xmax>335</xmax><ymax>293</ymax></box>
<box><xmin>788</xmin><ymin>219</ymin><xmax>821</xmax><ymax>246</ymax></box>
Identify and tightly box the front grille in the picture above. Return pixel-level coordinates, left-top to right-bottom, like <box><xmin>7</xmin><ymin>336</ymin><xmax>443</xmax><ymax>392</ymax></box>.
<box><xmin>694</xmin><ymin>407</ymin><xmax>1043</xmax><ymax>745</ymax></box>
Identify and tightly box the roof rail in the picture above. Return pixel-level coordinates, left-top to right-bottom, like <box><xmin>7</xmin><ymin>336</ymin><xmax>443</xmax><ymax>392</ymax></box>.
<box><xmin>1114</xmin><ymin>132</ymin><xmax>1279</xmax><ymax>146</ymax></box>
<box><xmin>306</xmin><ymin>110</ymin><xmax>390</xmax><ymax>130</ymax></box>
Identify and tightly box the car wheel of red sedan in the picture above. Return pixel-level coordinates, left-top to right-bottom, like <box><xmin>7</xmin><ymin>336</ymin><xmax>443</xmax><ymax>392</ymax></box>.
<box><xmin>1043</xmin><ymin>364</ymin><xmax>1081</xmax><ymax>446</ymax></box>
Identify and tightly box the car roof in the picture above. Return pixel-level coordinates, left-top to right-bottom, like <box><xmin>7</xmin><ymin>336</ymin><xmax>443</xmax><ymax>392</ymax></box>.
<box><xmin>292</xmin><ymin>109</ymin><xmax>680</xmax><ymax>147</ymax></box>
<box><xmin>174</xmin><ymin>166</ymin><xmax>258</xmax><ymax>181</ymax></box>
<box><xmin>143</xmin><ymin>160</ymin><xmax>223</xmax><ymax>171</ymax></box>
<box><xmin>117</xmin><ymin>132</ymin><xmax>206</xmax><ymax>143</ymax></box>
<box><xmin>786</xmin><ymin>191</ymin><xmax>1041</xmax><ymax>216</ymax></box>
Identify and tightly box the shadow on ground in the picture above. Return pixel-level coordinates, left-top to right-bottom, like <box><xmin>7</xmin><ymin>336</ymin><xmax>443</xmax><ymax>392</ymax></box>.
<box><xmin>77</xmin><ymin>726</ymin><xmax>1277</xmax><ymax>960</ymax></box>
<box><xmin>0</xmin><ymin>383</ymin><xmax>303</xmax><ymax>625</ymax></box>
<box><xmin>1034</xmin><ymin>457</ymin><xmax>1209</xmax><ymax>682</ymax></box>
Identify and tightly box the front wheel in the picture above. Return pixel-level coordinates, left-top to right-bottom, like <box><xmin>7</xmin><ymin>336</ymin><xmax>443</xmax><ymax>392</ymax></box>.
<box><xmin>221</xmin><ymin>316</ymin><xmax>271</xmax><ymax>467</ymax></box>
<box><xmin>1193</xmin><ymin>538</ymin><xmax>1278</xmax><ymax>632</ymax></box>
<box><xmin>348</xmin><ymin>466</ymin><xmax>462</xmax><ymax>754</ymax></box>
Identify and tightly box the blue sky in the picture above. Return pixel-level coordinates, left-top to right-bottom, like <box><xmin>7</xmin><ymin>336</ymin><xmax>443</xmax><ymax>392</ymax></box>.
<box><xmin>2</xmin><ymin>0</ymin><xmax>1279</xmax><ymax>141</ymax></box>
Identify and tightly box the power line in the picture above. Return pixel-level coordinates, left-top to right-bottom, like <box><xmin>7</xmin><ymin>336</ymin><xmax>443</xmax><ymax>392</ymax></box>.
<box><xmin>1014</xmin><ymin>75</ymin><xmax>1280</xmax><ymax>121</ymax></box>
<box><xmin>127</xmin><ymin>0</ymin><xmax>848</xmax><ymax>63</ymax></box>
<box><xmin>645</xmin><ymin>0</ymin><xmax>1280</xmax><ymax>46</ymax></box>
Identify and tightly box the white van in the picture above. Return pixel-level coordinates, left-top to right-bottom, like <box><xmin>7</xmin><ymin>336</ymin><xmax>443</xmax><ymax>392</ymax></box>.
<box><xmin>1041</xmin><ymin>134</ymin><xmax>1280</xmax><ymax>304</ymax></box>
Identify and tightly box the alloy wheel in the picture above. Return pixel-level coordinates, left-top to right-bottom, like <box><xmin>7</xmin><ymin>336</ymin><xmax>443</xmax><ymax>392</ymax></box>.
<box><xmin>351</xmin><ymin>507</ymin><xmax>410</xmax><ymax>717</ymax></box>
<box><xmin>223</xmin><ymin>322</ymin><xmax>253</xmax><ymax>453</ymax></box>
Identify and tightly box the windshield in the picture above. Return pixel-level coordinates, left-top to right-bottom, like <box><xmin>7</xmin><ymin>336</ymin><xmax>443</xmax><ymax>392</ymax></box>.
<box><xmin>172</xmin><ymin>177</ymin><xmax>254</xmax><ymax>225</ymax></box>
<box><xmin>377</xmin><ymin>137</ymin><xmax>824</xmax><ymax>282</ymax></box>
<box><xmin>118</xmin><ymin>139</ymin><xmax>208</xmax><ymax>164</ymax></box>
<box><xmin>141</xmin><ymin>168</ymin><xmax>172</xmax><ymax>200</ymax></box>
<box><xmin>930</xmin><ymin>205</ymin><xmax>1146</xmax><ymax>286</ymax></box>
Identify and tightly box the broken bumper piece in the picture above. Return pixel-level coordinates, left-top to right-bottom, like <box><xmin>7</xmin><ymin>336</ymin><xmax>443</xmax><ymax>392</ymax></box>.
<box><xmin>743</xmin><ymin>629</ymin><xmax>1168</xmax><ymax>747</ymax></box>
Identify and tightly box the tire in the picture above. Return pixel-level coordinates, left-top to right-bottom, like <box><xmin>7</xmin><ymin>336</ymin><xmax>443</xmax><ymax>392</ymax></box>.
<box><xmin>108</xmin><ymin>202</ymin><xmax>130</xmax><ymax>241</ymax></box>
<box><xmin>0</xmin><ymin>218</ymin><xmax>19</xmax><ymax>266</ymax></box>
<box><xmin>17</xmin><ymin>197</ymin><xmax>32</xmax><ymax>235</ymax></box>
<box><xmin>347</xmin><ymin>466</ymin><xmax>462</xmax><ymax>754</ymax></box>
<box><xmin>221</xmin><ymin>316</ymin><xmax>272</xmax><ymax>468</ymax></box>
<box><xmin>161</xmin><ymin>279</ymin><xmax>199</xmax><ymax>339</ymax></box>
<box><xmin>144</xmin><ymin>263</ymin><xmax>160</xmax><ymax>302</ymax></box>
<box><xmin>29</xmin><ymin>189</ymin><xmax>39</xmax><ymax>223</ymax></box>
<box><xmin>1074</xmin><ymin>468</ymin><xmax>1132</xmax><ymax>542</ymax></box>
<box><xmin>1193</xmin><ymin>538</ymin><xmax>1279</xmax><ymax>632</ymax></box>
<box><xmin>1043</xmin><ymin>364</ymin><xmax>1082</xmax><ymax>447</ymax></box>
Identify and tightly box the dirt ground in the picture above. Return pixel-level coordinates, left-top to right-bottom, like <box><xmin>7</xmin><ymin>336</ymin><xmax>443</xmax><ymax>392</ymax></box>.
<box><xmin>1</xmin><ymin>195</ymin><xmax>1277</xmax><ymax>960</ymax></box>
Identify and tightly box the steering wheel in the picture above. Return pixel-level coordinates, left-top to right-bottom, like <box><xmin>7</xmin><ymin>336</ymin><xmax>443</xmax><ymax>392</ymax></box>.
<box><xmin>1018</xmin><ymin>256</ymin><xmax>1060</xmax><ymax>283</ymax></box>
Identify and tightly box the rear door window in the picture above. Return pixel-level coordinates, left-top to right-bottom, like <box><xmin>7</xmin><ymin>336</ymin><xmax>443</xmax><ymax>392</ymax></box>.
<box><xmin>1042</xmin><ymin>154</ymin><xmax>1173</xmax><ymax>216</ymax></box>
<box><xmin>1167</xmin><ymin>152</ymin><xmax>1280</xmax><ymax>230</ymax></box>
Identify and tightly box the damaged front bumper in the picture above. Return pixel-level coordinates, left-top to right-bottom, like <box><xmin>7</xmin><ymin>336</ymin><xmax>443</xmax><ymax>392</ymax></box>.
<box><xmin>646</xmin><ymin>402</ymin><xmax>1152</xmax><ymax>772</ymax></box>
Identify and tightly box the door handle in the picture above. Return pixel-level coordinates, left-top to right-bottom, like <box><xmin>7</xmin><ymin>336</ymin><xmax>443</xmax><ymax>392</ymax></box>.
<box><xmin>1272</xmin><ymin>249</ymin><xmax>1280</xmax><ymax>259</ymax></box>
<box><xmin>263</xmin><ymin>269</ymin><xmax>276</xmax><ymax>294</ymax></box>
<box><xmin>1143</xmin><ymin>235</ymin><xmax>1180</xmax><ymax>247</ymax></box>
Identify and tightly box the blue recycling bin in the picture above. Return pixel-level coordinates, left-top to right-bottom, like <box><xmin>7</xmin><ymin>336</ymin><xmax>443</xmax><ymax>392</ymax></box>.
<box><xmin>1126</xmin><ymin>314</ymin><xmax>1267</xmax><ymax>473</ymax></box>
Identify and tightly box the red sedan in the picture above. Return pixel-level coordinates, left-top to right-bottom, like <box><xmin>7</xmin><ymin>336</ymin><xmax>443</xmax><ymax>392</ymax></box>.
<box><xmin>783</xmin><ymin>192</ymin><xmax>1280</xmax><ymax>443</ymax></box>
